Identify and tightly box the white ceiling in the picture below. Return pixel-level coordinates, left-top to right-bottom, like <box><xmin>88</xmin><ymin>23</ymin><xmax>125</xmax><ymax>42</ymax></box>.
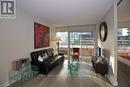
<box><xmin>17</xmin><ymin>0</ymin><xmax>117</xmax><ymax>26</ymax></box>
<box><xmin>118</xmin><ymin>0</ymin><xmax>130</xmax><ymax>22</ymax></box>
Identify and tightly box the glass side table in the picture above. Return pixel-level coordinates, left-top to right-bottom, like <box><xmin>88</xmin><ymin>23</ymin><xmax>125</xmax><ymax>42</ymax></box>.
<box><xmin>9</xmin><ymin>65</ymin><xmax>39</xmax><ymax>87</ymax></box>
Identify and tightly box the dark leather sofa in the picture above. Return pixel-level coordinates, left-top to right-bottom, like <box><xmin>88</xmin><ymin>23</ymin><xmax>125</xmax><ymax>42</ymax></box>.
<box><xmin>91</xmin><ymin>56</ymin><xmax>108</xmax><ymax>76</ymax></box>
<box><xmin>30</xmin><ymin>48</ymin><xmax>64</xmax><ymax>75</ymax></box>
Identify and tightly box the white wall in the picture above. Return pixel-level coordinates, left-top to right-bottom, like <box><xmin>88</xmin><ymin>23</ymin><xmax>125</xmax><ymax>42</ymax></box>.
<box><xmin>0</xmin><ymin>8</ymin><xmax>53</xmax><ymax>86</ymax></box>
<box><xmin>97</xmin><ymin>4</ymin><xmax>118</xmax><ymax>86</ymax></box>
<box><xmin>117</xmin><ymin>0</ymin><xmax>130</xmax><ymax>23</ymax></box>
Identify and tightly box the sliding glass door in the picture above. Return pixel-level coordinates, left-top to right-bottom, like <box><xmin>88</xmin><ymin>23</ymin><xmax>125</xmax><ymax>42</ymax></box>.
<box><xmin>81</xmin><ymin>32</ymin><xmax>95</xmax><ymax>57</ymax></box>
<box><xmin>70</xmin><ymin>32</ymin><xmax>81</xmax><ymax>58</ymax></box>
<box><xmin>70</xmin><ymin>32</ymin><xmax>95</xmax><ymax>58</ymax></box>
<box><xmin>56</xmin><ymin>31</ymin><xmax>95</xmax><ymax>59</ymax></box>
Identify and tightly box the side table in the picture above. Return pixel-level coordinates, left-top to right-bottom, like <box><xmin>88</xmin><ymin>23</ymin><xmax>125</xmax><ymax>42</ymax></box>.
<box><xmin>9</xmin><ymin>65</ymin><xmax>39</xmax><ymax>87</ymax></box>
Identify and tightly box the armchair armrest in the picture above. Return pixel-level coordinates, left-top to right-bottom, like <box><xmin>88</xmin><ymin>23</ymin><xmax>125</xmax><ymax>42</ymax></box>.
<box><xmin>95</xmin><ymin>62</ymin><xmax>108</xmax><ymax>76</ymax></box>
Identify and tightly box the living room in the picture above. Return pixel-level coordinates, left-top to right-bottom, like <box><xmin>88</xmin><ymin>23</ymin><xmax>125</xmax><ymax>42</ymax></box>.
<box><xmin>0</xmin><ymin>0</ymin><xmax>130</xmax><ymax>87</ymax></box>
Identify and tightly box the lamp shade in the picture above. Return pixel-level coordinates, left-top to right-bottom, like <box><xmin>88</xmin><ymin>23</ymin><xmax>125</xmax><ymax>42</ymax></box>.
<box><xmin>52</xmin><ymin>36</ymin><xmax>61</xmax><ymax>43</ymax></box>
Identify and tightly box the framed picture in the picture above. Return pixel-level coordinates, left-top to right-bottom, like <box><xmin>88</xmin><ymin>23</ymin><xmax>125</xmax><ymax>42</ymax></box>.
<box><xmin>34</xmin><ymin>22</ymin><xmax>50</xmax><ymax>49</ymax></box>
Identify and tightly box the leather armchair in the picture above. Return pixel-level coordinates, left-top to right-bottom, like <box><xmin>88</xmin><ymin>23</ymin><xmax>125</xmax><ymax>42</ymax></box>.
<box><xmin>91</xmin><ymin>56</ymin><xmax>108</xmax><ymax>76</ymax></box>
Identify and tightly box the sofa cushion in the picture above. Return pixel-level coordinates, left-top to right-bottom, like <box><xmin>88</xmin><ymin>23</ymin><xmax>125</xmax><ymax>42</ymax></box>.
<box><xmin>96</xmin><ymin>57</ymin><xmax>102</xmax><ymax>63</ymax></box>
<box><xmin>96</xmin><ymin>56</ymin><xmax>107</xmax><ymax>64</ymax></box>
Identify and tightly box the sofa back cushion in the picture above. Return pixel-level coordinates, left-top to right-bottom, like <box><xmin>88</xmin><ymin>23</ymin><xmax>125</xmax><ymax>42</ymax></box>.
<box><xmin>30</xmin><ymin>48</ymin><xmax>54</xmax><ymax>62</ymax></box>
<box><xmin>47</xmin><ymin>49</ymin><xmax>54</xmax><ymax>57</ymax></box>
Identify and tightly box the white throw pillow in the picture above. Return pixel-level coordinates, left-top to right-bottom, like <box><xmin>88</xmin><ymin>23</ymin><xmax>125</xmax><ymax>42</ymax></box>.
<box><xmin>44</xmin><ymin>53</ymin><xmax>48</xmax><ymax>58</ymax></box>
<box><xmin>53</xmin><ymin>51</ymin><xmax>58</xmax><ymax>55</ymax></box>
<box><xmin>43</xmin><ymin>54</ymin><xmax>47</xmax><ymax>59</ymax></box>
<box><xmin>38</xmin><ymin>56</ymin><xmax>43</xmax><ymax>62</ymax></box>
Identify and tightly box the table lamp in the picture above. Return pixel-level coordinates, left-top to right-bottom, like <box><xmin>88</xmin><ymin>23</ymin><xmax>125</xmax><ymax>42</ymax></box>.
<box><xmin>53</xmin><ymin>36</ymin><xmax>61</xmax><ymax>53</ymax></box>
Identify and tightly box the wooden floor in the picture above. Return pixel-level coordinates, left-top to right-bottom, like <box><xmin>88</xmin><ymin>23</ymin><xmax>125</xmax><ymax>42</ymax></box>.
<box><xmin>11</xmin><ymin>59</ymin><xmax>130</xmax><ymax>87</ymax></box>
<box><xmin>117</xmin><ymin>61</ymin><xmax>130</xmax><ymax>87</ymax></box>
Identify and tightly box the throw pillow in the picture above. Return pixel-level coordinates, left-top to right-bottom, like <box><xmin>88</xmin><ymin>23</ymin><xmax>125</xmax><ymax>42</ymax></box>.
<box><xmin>96</xmin><ymin>56</ymin><xmax>103</xmax><ymax>63</ymax></box>
<box><xmin>45</xmin><ymin>53</ymin><xmax>48</xmax><ymax>58</ymax></box>
<box><xmin>43</xmin><ymin>53</ymin><xmax>48</xmax><ymax>59</ymax></box>
<box><xmin>38</xmin><ymin>56</ymin><xmax>43</xmax><ymax>62</ymax></box>
<box><xmin>53</xmin><ymin>51</ymin><xmax>58</xmax><ymax>56</ymax></box>
<box><xmin>48</xmin><ymin>51</ymin><xmax>51</xmax><ymax>56</ymax></box>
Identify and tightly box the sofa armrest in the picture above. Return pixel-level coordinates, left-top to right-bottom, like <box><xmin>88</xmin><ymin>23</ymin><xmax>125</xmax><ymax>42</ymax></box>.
<box><xmin>31</xmin><ymin>61</ymin><xmax>39</xmax><ymax>66</ymax></box>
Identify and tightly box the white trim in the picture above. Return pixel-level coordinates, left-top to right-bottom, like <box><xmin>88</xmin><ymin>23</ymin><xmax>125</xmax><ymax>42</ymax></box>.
<box><xmin>118</xmin><ymin>56</ymin><xmax>130</xmax><ymax>66</ymax></box>
<box><xmin>0</xmin><ymin>81</ymin><xmax>10</xmax><ymax>87</ymax></box>
<box><xmin>114</xmin><ymin>3</ymin><xmax>118</xmax><ymax>86</ymax></box>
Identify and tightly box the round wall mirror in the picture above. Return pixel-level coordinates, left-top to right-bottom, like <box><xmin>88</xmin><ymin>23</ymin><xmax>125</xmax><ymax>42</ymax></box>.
<box><xmin>99</xmin><ymin>22</ymin><xmax>108</xmax><ymax>42</ymax></box>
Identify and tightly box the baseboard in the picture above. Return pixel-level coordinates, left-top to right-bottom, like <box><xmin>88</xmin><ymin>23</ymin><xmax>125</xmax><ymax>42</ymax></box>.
<box><xmin>107</xmin><ymin>74</ymin><xmax>118</xmax><ymax>86</ymax></box>
<box><xmin>118</xmin><ymin>56</ymin><xmax>130</xmax><ymax>66</ymax></box>
<box><xmin>0</xmin><ymin>81</ymin><xmax>10</xmax><ymax>87</ymax></box>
